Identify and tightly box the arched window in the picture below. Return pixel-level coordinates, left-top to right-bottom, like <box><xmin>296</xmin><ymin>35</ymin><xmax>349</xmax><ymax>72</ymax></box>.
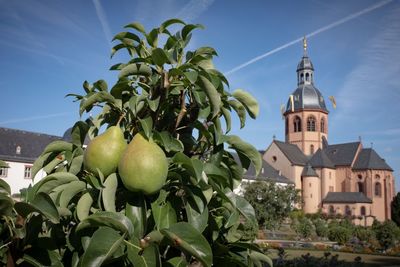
<box><xmin>358</xmin><ymin>182</ymin><xmax>364</xmax><ymax>193</ymax></box>
<box><xmin>358</xmin><ymin>174</ymin><xmax>362</xmax><ymax>180</ymax></box>
<box><xmin>305</xmin><ymin>73</ymin><xmax>310</xmax><ymax>81</ymax></box>
<box><xmin>345</xmin><ymin>205</ymin><xmax>352</xmax><ymax>216</ymax></box>
<box><xmin>360</xmin><ymin>206</ymin><xmax>366</xmax><ymax>216</ymax></box>
<box><xmin>320</xmin><ymin>118</ymin><xmax>325</xmax><ymax>133</ymax></box>
<box><xmin>300</xmin><ymin>73</ymin><xmax>304</xmax><ymax>82</ymax></box>
<box><xmin>293</xmin><ymin>116</ymin><xmax>302</xmax><ymax>132</ymax></box>
<box><xmin>310</xmin><ymin>144</ymin><xmax>314</xmax><ymax>154</ymax></box>
<box><xmin>307</xmin><ymin>116</ymin><xmax>316</xmax><ymax>131</ymax></box>
<box><xmin>375</xmin><ymin>182</ymin><xmax>382</xmax><ymax>197</ymax></box>
<box><xmin>329</xmin><ymin>205</ymin><xmax>335</xmax><ymax>215</ymax></box>
<box><xmin>375</xmin><ymin>174</ymin><xmax>380</xmax><ymax>180</ymax></box>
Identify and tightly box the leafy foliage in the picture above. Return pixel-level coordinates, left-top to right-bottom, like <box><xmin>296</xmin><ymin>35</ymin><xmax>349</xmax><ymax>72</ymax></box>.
<box><xmin>328</xmin><ymin>226</ymin><xmax>352</xmax><ymax>245</ymax></box>
<box><xmin>0</xmin><ymin>19</ymin><xmax>271</xmax><ymax>266</ymax></box>
<box><xmin>391</xmin><ymin>192</ymin><xmax>400</xmax><ymax>227</ymax></box>
<box><xmin>372</xmin><ymin>220</ymin><xmax>400</xmax><ymax>249</ymax></box>
<box><xmin>243</xmin><ymin>181</ymin><xmax>300</xmax><ymax>230</ymax></box>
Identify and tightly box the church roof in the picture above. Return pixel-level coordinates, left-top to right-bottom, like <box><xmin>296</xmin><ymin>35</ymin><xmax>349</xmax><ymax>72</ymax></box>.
<box><xmin>0</xmin><ymin>127</ymin><xmax>61</xmax><ymax>163</ymax></box>
<box><xmin>323</xmin><ymin>192</ymin><xmax>372</xmax><ymax>204</ymax></box>
<box><xmin>353</xmin><ymin>148</ymin><xmax>393</xmax><ymax>171</ymax></box>
<box><xmin>297</xmin><ymin>56</ymin><xmax>314</xmax><ymax>71</ymax></box>
<box><xmin>232</xmin><ymin>151</ymin><xmax>293</xmax><ymax>184</ymax></box>
<box><xmin>301</xmin><ymin>164</ymin><xmax>318</xmax><ymax>177</ymax></box>
<box><xmin>309</xmin><ymin>149</ymin><xmax>335</xmax><ymax>169</ymax></box>
<box><xmin>285</xmin><ymin>84</ymin><xmax>328</xmax><ymax>113</ymax></box>
<box><xmin>322</xmin><ymin>142</ymin><xmax>360</xmax><ymax>166</ymax></box>
<box><xmin>273</xmin><ymin>140</ymin><xmax>308</xmax><ymax>166</ymax></box>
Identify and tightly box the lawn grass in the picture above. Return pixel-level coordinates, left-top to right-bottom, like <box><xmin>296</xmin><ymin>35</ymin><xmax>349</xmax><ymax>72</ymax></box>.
<box><xmin>267</xmin><ymin>248</ymin><xmax>400</xmax><ymax>267</ymax></box>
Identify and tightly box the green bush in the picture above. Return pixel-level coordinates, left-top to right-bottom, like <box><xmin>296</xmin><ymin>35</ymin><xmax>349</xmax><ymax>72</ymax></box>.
<box><xmin>373</xmin><ymin>220</ymin><xmax>400</xmax><ymax>249</ymax></box>
<box><xmin>294</xmin><ymin>218</ymin><xmax>314</xmax><ymax>239</ymax></box>
<box><xmin>313</xmin><ymin>219</ymin><xmax>328</xmax><ymax>238</ymax></box>
<box><xmin>353</xmin><ymin>225</ymin><xmax>374</xmax><ymax>242</ymax></box>
<box><xmin>328</xmin><ymin>226</ymin><xmax>352</xmax><ymax>245</ymax></box>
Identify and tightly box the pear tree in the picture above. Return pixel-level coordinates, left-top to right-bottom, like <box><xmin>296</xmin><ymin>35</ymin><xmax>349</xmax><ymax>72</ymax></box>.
<box><xmin>0</xmin><ymin>19</ymin><xmax>271</xmax><ymax>266</ymax></box>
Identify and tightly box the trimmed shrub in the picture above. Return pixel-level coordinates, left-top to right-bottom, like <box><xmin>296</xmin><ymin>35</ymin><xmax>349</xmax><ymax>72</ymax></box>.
<box><xmin>328</xmin><ymin>226</ymin><xmax>352</xmax><ymax>245</ymax></box>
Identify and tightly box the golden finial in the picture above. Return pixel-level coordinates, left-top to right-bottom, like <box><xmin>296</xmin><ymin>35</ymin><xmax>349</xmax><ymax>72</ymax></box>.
<box><xmin>303</xmin><ymin>36</ymin><xmax>307</xmax><ymax>54</ymax></box>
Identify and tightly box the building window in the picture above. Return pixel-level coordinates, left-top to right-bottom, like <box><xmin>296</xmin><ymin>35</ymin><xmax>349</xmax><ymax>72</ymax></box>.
<box><xmin>309</xmin><ymin>183</ymin><xmax>312</xmax><ymax>188</ymax></box>
<box><xmin>358</xmin><ymin>182</ymin><xmax>364</xmax><ymax>194</ymax></box>
<box><xmin>358</xmin><ymin>174</ymin><xmax>362</xmax><ymax>180</ymax></box>
<box><xmin>307</xmin><ymin>116</ymin><xmax>316</xmax><ymax>131</ymax></box>
<box><xmin>0</xmin><ymin>167</ymin><xmax>8</xmax><ymax>178</ymax></box>
<box><xmin>375</xmin><ymin>174</ymin><xmax>380</xmax><ymax>180</ymax></box>
<box><xmin>374</xmin><ymin>182</ymin><xmax>382</xmax><ymax>197</ymax></box>
<box><xmin>24</xmin><ymin>166</ymin><xmax>32</xmax><ymax>179</ymax></box>
<box><xmin>329</xmin><ymin>172</ymin><xmax>332</xmax><ymax>179</ymax></box>
<box><xmin>329</xmin><ymin>205</ymin><xmax>335</xmax><ymax>214</ymax></box>
<box><xmin>310</xmin><ymin>144</ymin><xmax>314</xmax><ymax>154</ymax></box>
<box><xmin>320</xmin><ymin>118</ymin><xmax>325</xmax><ymax>133</ymax></box>
<box><xmin>305</xmin><ymin>73</ymin><xmax>310</xmax><ymax>81</ymax></box>
<box><xmin>272</xmin><ymin>156</ymin><xmax>277</xmax><ymax>162</ymax></box>
<box><xmin>16</xmin><ymin>145</ymin><xmax>21</xmax><ymax>155</ymax></box>
<box><xmin>360</xmin><ymin>206</ymin><xmax>366</xmax><ymax>216</ymax></box>
<box><xmin>300</xmin><ymin>73</ymin><xmax>304</xmax><ymax>82</ymax></box>
<box><xmin>345</xmin><ymin>205</ymin><xmax>352</xmax><ymax>216</ymax></box>
<box><xmin>293</xmin><ymin>116</ymin><xmax>302</xmax><ymax>132</ymax></box>
<box><xmin>329</xmin><ymin>186</ymin><xmax>334</xmax><ymax>192</ymax></box>
<box><xmin>310</xmin><ymin>193</ymin><xmax>312</xmax><ymax>198</ymax></box>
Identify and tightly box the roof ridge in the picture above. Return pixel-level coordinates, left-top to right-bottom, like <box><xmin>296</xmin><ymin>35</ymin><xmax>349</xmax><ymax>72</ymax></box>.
<box><xmin>0</xmin><ymin>127</ymin><xmax>62</xmax><ymax>139</ymax></box>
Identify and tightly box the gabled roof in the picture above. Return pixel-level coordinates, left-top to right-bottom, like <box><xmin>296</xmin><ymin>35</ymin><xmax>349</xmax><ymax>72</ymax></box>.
<box><xmin>309</xmin><ymin>149</ymin><xmax>335</xmax><ymax>169</ymax></box>
<box><xmin>0</xmin><ymin>127</ymin><xmax>61</xmax><ymax>163</ymax></box>
<box><xmin>232</xmin><ymin>152</ymin><xmax>293</xmax><ymax>184</ymax></box>
<box><xmin>353</xmin><ymin>148</ymin><xmax>393</xmax><ymax>171</ymax></box>
<box><xmin>273</xmin><ymin>140</ymin><xmax>308</xmax><ymax>166</ymax></box>
<box><xmin>323</xmin><ymin>192</ymin><xmax>372</xmax><ymax>204</ymax></box>
<box><xmin>301</xmin><ymin>164</ymin><xmax>318</xmax><ymax>177</ymax></box>
<box><xmin>323</xmin><ymin>142</ymin><xmax>360</xmax><ymax>166</ymax></box>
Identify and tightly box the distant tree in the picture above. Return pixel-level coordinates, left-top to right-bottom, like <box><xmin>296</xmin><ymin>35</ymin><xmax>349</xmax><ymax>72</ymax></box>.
<box><xmin>391</xmin><ymin>192</ymin><xmax>400</xmax><ymax>226</ymax></box>
<box><xmin>243</xmin><ymin>180</ymin><xmax>300</xmax><ymax>230</ymax></box>
<box><xmin>373</xmin><ymin>220</ymin><xmax>400</xmax><ymax>249</ymax></box>
<box><xmin>294</xmin><ymin>217</ymin><xmax>314</xmax><ymax>239</ymax></box>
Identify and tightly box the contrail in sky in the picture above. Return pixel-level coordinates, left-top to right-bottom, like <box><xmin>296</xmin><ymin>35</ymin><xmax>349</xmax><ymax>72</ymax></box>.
<box><xmin>0</xmin><ymin>112</ymin><xmax>73</xmax><ymax>125</ymax></box>
<box><xmin>224</xmin><ymin>0</ymin><xmax>393</xmax><ymax>76</ymax></box>
<box><xmin>93</xmin><ymin>0</ymin><xmax>113</xmax><ymax>45</ymax></box>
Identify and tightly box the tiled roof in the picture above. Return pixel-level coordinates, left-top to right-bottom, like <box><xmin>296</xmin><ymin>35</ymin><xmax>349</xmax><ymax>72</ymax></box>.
<box><xmin>232</xmin><ymin>152</ymin><xmax>294</xmax><ymax>184</ymax></box>
<box><xmin>301</xmin><ymin>164</ymin><xmax>318</xmax><ymax>177</ymax></box>
<box><xmin>309</xmin><ymin>149</ymin><xmax>335</xmax><ymax>169</ymax></box>
<box><xmin>353</xmin><ymin>148</ymin><xmax>393</xmax><ymax>171</ymax></box>
<box><xmin>323</xmin><ymin>192</ymin><xmax>372</xmax><ymax>204</ymax></box>
<box><xmin>273</xmin><ymin>140</ymin><xmax>308</xmax><ymax>166</ymax></box>
<box><xmin>323</xmin><ymin>142</ymin><xmax>360</xmax><ymax>166</ymax></box>
<box><xmin>0</xmin><ymin>127</ymin><xmax>61</xmax><ymax>163</ymax></box>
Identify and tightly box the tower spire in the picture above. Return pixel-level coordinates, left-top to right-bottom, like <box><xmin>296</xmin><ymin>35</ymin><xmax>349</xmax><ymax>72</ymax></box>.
<box><xmin>303</xmin><ymin>36</ymin><xmax>308</xmax><ymax>56</ymax></box>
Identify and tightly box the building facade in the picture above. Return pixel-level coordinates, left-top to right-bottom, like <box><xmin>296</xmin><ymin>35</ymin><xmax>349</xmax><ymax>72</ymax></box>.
<box><xmin>263</xmin><ymin>38</ymin><xmax>395</xmax><ymax>225</ymax></box>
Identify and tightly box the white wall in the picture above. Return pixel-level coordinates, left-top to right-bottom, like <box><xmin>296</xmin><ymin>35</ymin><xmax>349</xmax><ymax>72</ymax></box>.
<box><xmin>1</xmin><ymin>161</ymin><xmax>47</xmax><ymax>195</ymax></box>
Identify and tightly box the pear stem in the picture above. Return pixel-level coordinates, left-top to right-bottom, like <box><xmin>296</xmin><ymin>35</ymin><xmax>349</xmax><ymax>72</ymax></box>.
<box><xmin>117</xmin><ymin>113</ymin><xmax>125</xmax><ymax>126</ymax></box>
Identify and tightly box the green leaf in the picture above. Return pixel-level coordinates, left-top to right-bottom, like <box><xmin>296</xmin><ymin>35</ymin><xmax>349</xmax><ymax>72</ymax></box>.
<box><xmin>248</xmin><ymin>250</ymin><xmax>273</xmax><ymax>267</ymax></box>
<box><xmin>31</xmin><ymin>152</ymin><xmax>52</xmax><ymax>180</ymax></box>
<box><xmin>164</xmin><ymin>257</ymin><xmax>188</xmax><ymax>267</ymax></box>
<box><xmin>198</xmin><ymin>75</ymin><xmax>221</xmax><ymax>119</ymax></box>
<box><xmin>232</xmin><ymin>89</ymin><xmax>259</xmax><ymax>119</ymax></box>
<box><xmin>226</xmin><ymin>192</ymin><xmax>256</xmax><ymax>223</ymax></box>
<box><xmin>228</xmin><ymin>99</ymin><xmax>246</xmax><ymax>128</ymax></box>
<box><xmin>43</xmin><ymin>140</ymin><xmax>74</xmax><ymax>154</ymax></box>
<box><xmin>119</xmin><ymin>63</ymin><xmax>152</xmax><ymax>79</ymax></box>
<box><xmin>59</xmin><ymin>180</ymin><xmax>86</xmax><ymax>208</ymax></box>
<box><xmin>226</xmin><ymin>135</ymin><xmax>262</xmax><ymax>175</ymax></box>
<box><xmin>160</xmin><ymin>19</ymin><xmax>185</xmax><ymax>33</ymax></box>
<box><xmin>161</xmin><ymin>222</ymin><xmax>212</xmax><ymax>267</ymax></box>
<box><xmin>221</xmin><ymin>107</ymin><xmax>232</xmax><ymax>133</ymax></box>
<box><xmin>184</xmin><ymin>71</ymin><xmax>198</xmax><ymax>84</ymax></box>
<box><xmin>126</xmin><ymin>194</ymin><xmax>147</xmax><ymax>238</ymax></box>
<box><xmin>0</xmin><ymin>178</ymin><xmax>11</xmax><ymax>195</ymax></box>
<box><xmin>77</xmin><ymin>192</ymin><xmax>94</xmax><ymax>221</ymax></box>
<box><xmin>93</xmin><ymin>79</ymin><xmax>108</xmax><ymax>92</ymax></box>
<box><xmin>146</xmin><ymin>28</ymin><xmax>159</xmax><ymax>47</ymax></box>
<box><xmin>139</xmin><ymin>116</ymin><xmax>153</xmax><ymax>139</ymax></box>
<box><xmin>185</xmin><ymin>204</ymin><xmax>208</xmax><ymax>233</ymax></box>
<box><xmin>70</xmin><ymin>121</ymin><xmax>89</xmax><ymax>146</ymax></box>
<box><xmin>182</xmin><ymin>24</ymin><xmax>203</xmax><ymax>40</ymax></box>
<box><xmin>151</xmin><ymin>191</ymin><xmax>177</xmax><ymax>230</ymax></box>
<box><xmin>112</xmin><ymin>31</ymin><xmax>141</xmax><ymax>43</ymax></box>
<box><xmin>33</xmin><ymin>172</ymin><xmax>79</xmax><ymax>196</ymax></box>
<box><xmin>172</xmin><ymin>152</ymin><xmax>202</xmax><ymax>181</ymax></box>
<box><xmin>80</xmin><ymin>227</ymin><xmax>126</xmax><ymax>267</ymax></box>
<box><xmin>15</xmin><ymin>192</ymin><xmax>60</xmax><ymax>223</ymax></box>
<box><xmin>79</xmin><ymin>91</ymin><xmax>116</xmax><ymax>116</ymax></box>
<box><xmin>152</xmin><ymin>48</ymin><xmax>169</xmax><ymax>66</ymax></box>
<box><xmin>77</xmin><ymin>211</ymin><xmax>134</xmax><ymax>237</ymax></box>
<box><xmin>69</xmin><ymin>154</ymin><xmax>83</xmax><ymax>175</ymax></box>
<box><xmin>147</xmin><ymin>96</ymin><xmax>160</xmax><ymax>112</ymax></box>
<box><xmin>0</xmin><ymin>193</ymin><xmax>14</xmax><ymax>216</ymax></box>
<box><xmin>102</xmin><ymin>173</ymin><xmax>118</xmax><ymax>212</ymax></box>
<box><xmin>125</xmin><ymin>22</ymin><xmax>146</xmax><ymax>33</ymax></box>
<box><xmin>153</xmin><ymin>131</ymin><xmax>184</xmax><ymax>152</ymax></box>
<box><xmin>126</xmin><ymin>237</ymin><xmax>161</xmax><ymax>267</ymax></box>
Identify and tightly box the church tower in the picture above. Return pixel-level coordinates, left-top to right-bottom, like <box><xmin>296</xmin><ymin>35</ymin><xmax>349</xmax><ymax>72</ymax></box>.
<box><xmin>284</xmin><ymin>37</ymin><xmax>329</xmax><ymax>155</ymax></box>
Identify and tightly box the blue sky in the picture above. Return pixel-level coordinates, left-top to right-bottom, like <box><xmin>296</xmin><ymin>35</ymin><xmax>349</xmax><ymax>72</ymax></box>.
<box><xmin>0</xmin><ymin>0</ymin><xmax>399</xmax><ymax>191</ymax></box>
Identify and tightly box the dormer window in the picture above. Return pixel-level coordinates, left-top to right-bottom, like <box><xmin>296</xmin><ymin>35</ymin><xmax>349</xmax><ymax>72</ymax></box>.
<box><xmin>16</xmin><ymin>146</ymin><xmax>21</xmax><ymax>155</ymax></box>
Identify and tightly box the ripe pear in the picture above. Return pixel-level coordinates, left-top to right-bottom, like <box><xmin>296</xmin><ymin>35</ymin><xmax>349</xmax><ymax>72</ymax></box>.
<box><xmin>84</xmin><ymin>126</ymin><xmax>127</xmax><ymax>177</ymax></box>
<box><xmin>118</xmin><ymin>133</ymin><xmax>168</xmax><ymax>195</ymax></box>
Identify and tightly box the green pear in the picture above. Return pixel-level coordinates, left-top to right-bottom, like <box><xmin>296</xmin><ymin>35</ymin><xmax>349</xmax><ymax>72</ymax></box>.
<box><xmin>84</xmin><ymin>126</ymin><xmax>127</xmax><ymax>177</ymax></box>
<box><xmin>118</xmin><ymin>133</ymin><xmax>168</xmax><ymax>195</ymax></box>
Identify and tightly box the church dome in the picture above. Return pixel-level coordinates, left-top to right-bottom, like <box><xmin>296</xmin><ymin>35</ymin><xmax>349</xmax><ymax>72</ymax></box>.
<box><xmin>285</xmin><ymin>84</ymin><xmax>328</xmax><ymax>113</ymax></box>
<box><xmin>297</xmin><ymin>56</ymin><xmax>314</xmax><ymax>71</ymax></box>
